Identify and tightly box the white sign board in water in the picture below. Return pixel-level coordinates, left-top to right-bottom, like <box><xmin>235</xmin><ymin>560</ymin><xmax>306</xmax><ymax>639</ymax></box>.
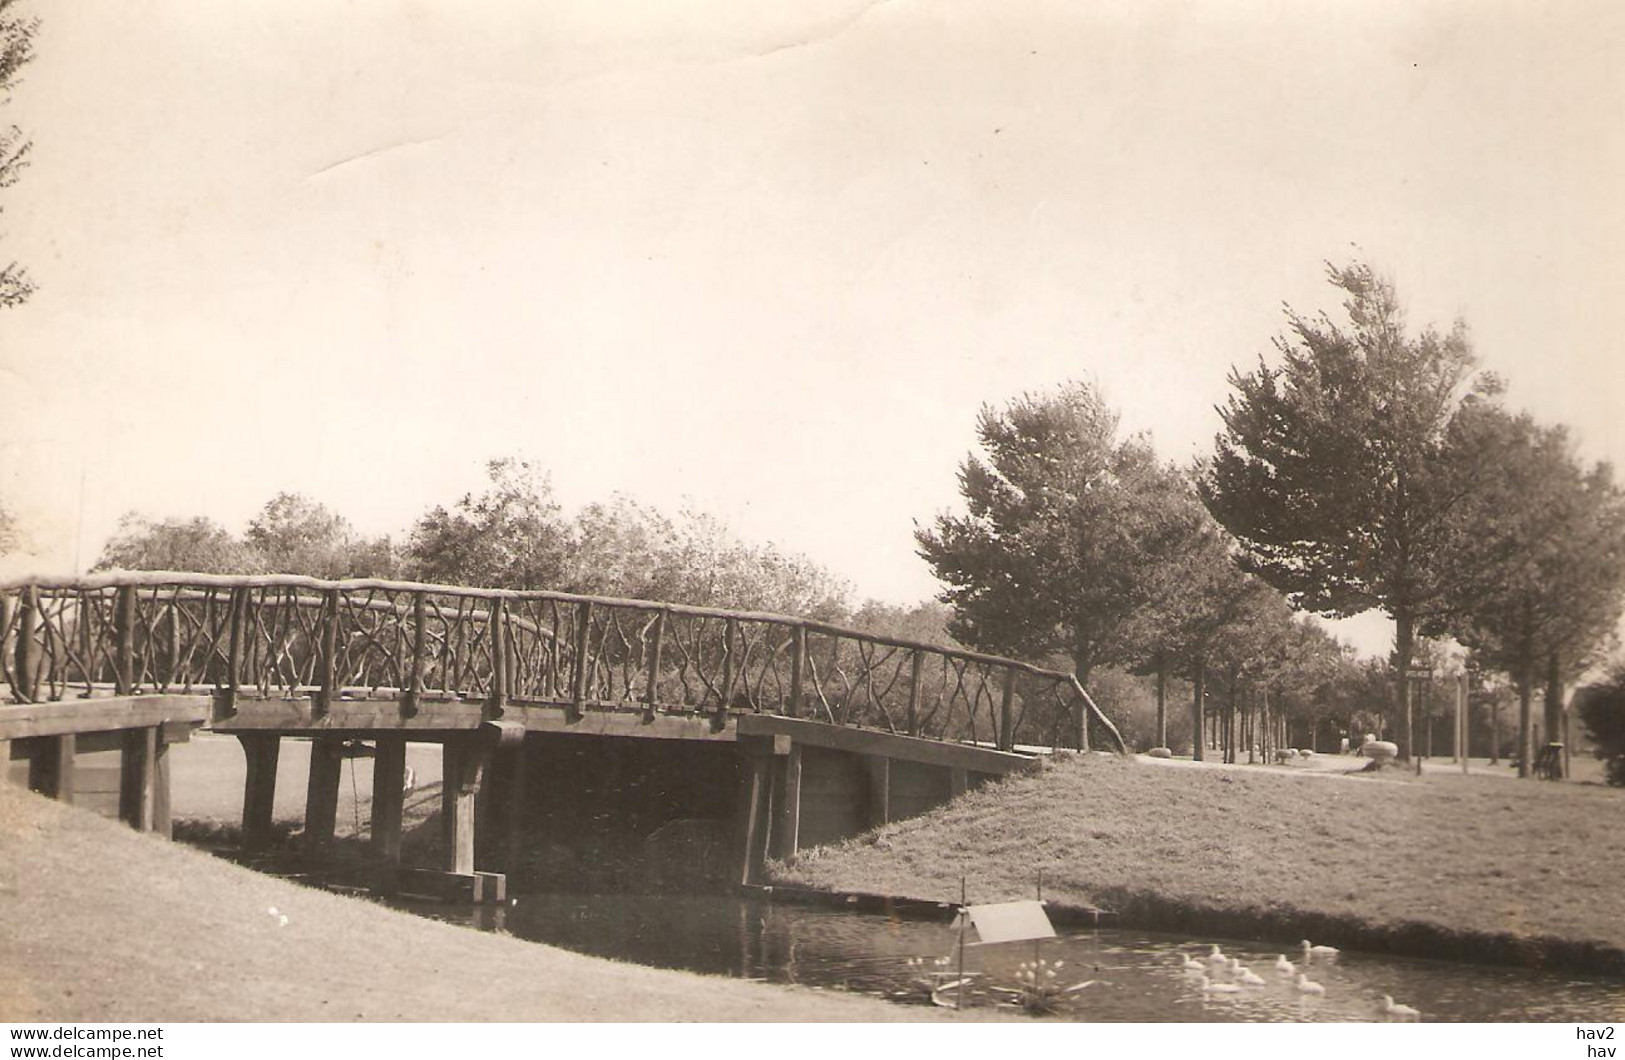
<box><xmin>963</xmin><ymin>900</ymin><xmax>1056</xmax><ymax>945</ymax></box>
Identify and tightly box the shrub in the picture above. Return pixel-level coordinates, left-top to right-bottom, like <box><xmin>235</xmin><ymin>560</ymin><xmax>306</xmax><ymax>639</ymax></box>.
<box><xmin>1576</xmin><ymin>669</ymin><xmax>1625</xmax><ymax>786</ymax></box>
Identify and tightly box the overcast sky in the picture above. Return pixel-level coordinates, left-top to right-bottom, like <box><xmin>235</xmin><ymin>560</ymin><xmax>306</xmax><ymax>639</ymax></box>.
<box><xmin>2</xmin><ymin>1</ymin><xmax>1621</xmax><ymax>657</ymax></box>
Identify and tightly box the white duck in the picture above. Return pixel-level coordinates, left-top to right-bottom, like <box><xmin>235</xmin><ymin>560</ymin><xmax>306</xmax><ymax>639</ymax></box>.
<box><xmin>1379</xmin><ymin>995</ymin><xmax>1421</xmax><ymax>1021</ymax></box>
<box><xmin>1206</xmin><ymin>945</ymin><xmax>1229</xmax><ymax>968</ymax></box>
<box><xmin>1273</xmin><ymin>954</ymin><xmax>1296</xmax><ymax>976</ymax></box>
<box><xmin>1295</xmin><ymin>973</ymin><xmax>1326</xmax><ymax>996</ymax></box>
<box><xmin>1300</xmin><ymin>939</ymin><xmax>1340</xmax><ymax>961</ymax></box>
<box><xmin>1199</xmin><ymin>974</ymin><xmax>1242</xmax><ymax>995</ymax></box>
<box><xmin>1232</xmin><ymin>962</ymin><xmax>1266</xmax><ymax>986</ymax></box>
<box><xmin>1178</xmin><ymin>954</ymin><xmax>1206</xmax><ymax>973</ymax></box>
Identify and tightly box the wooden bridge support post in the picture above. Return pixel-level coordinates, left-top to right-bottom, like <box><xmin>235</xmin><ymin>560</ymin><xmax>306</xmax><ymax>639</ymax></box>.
<box><xmin>788</xmin><ymin>626</ymin><xmax>806</xmax><ymax>719</ymax></box>
<box><xmin>14</xmin><ymin>586</ymin><xmax>39</xmax><ymax>703</ymax></box>
<box><xmin>441</xmin><ymin>735</ymin><xmax>490</xmax><ymax>876</ymax></box>
<box><xmin>866</xmin><ymin>755</ymin><xmax>890</xmax><ymax>829</ymax></box>
<box><xmin>370</xmin><ymin>734</ymin><xmax>407</xmax><ymax>864</ymax></box>
<box><xmin>237</xmin><ymin>734</ymin><xmax>281</xmax><ymax>852</ymax></box>
<box><xmin>499</xmin><ymin>741</ymin><xmax>528</xmax><ymax>873</ymax></box>
<box><xmin>568</xmin><ymin>601</ymin><xmax>593</xmax><ymax>723</ymax></box>
<box><xmin>303</xmin><ymin>736</ymin><xmax>345</xmax><ymax>854</ymax></box>
<box><xmin>403</xmin><ymin>592</ymin><xmax>427</xmax><ymax>717</ymax></box>
<box><xmin>118</xmin><ymin>726</ymin><xmax>157</xmax><ymax>832</ymax></box>
<box><xmin>152</xmin><ymin>733</ymin><xmax>173</xmax><ymax>839</ymax></box>
<box><xmin>216</xmin><ymin>587</ymin><xmax>246</xmax><ymax>719</ymax></box>
<box><xmin>999</xmin><ymin>667</ymin><xmax>1017</xmax><ymax>752</ymax></box>
<box><xmin>737</xmin><ymin>736</ymin><xmax>775</xmax><ymax>887</ymax></box>
<box><xmin>905</xmin><ymin>650</ymin><xmax>923</xmax><ymax>736</ymax></box>
<box><xmin>315</xmin><ymin>589</ymin><xmax>340</xmax><ymax>718</ymax></box>
<box><xmin>114</xmin><ymin>586</ymin><xmax>137</xmax><ymax>696</ymax></box>
<box><xmin>485</xmin><ymin>598</ymin><xmax>507</xmax><ymax>720</ymax></box>
<box><xmin>27</xmin><ymin>734</ymin><xmax>75</xmax><ymax>803</ymax></box>
<box><xmin>643</xmin><ymin>609</ymin><xmax>667</xmax><ymax>722</ymax></box>
<box><xmin>476</xmin><ymin>737</ymin><xmax>529</xmax><ymax>873</ymax></box>
<box><xmin>717</xmin><ymin>617</ymin><xmax>738</xmax><ymax>732</ymax></box>
<box><xmin>772</xmin><ymin>741</ymin><xmax>802</xmax><ymax>860</ymax></box>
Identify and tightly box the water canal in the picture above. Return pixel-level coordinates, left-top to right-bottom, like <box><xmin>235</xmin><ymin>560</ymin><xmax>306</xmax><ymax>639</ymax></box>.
<box><xmin>396</xmin><ymin>891</ymin><xmax>1625</xmax><ymax>1022</ymax></box>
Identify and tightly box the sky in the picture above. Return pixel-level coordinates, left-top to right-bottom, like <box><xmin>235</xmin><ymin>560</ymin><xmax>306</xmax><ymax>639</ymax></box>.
<box><xmin>2</xmin><ymin>1</ymin><xmax>1622</xmax><ymax>658</ymax></box>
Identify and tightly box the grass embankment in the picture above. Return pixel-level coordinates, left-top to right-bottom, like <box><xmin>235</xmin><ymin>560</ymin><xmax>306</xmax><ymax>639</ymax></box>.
<box><xmin>0</xmin><ymin>782</ymin><xmax>939</xmax><ymax>1022</ymax></box>
<box><xmin>774</xmin><ymin>754</ymin><xmax>1625</xmax><ymax>975</ymax></box>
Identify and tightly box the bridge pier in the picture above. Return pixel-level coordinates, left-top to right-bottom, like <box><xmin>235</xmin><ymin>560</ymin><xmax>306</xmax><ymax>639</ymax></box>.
<box><xmin>865</xmin><ymin>755</ymin><xmax>890</xmax><ymax>829</ymax></box>
<box><xmin>118</xmin><ymin>726</ymin><xmax>157</xmax><ymax>832</ymax></box>
<box><xmin>369</xmin><ymin>734</ymin><xmax>406</xmax><ymax>864</ymax></box>
<box><xmin>237</xmin><ymin>734</ymin><xmax>281</xmax><ymax>852</ymax></box>
<box><xmin>441</xmin><ymin>733</ymin><xmax>489</xmax><ymax>876</ymax></box>
<box><xmin>303</xmin><ymin>736</ymin><xmax>345</xmax><ymax>854</ymax></box>
<box><xmin>477</xmin><ymin>739</ymin><xmax>528</xmax><ymax>873</ymax></box>
<box><xmin>737</xmin><ymin>736</ymin><xmax>776</xmax><ymax>887</ymax></box>
<box><xmin>26</xmin><ymin>733</ymin><xmax>76</xmax><ymax>803</ymax></box>
<box><xmin>772</xmin><ymin>741</ymin><xmax>802</xmax><ymax>860</ymax></box>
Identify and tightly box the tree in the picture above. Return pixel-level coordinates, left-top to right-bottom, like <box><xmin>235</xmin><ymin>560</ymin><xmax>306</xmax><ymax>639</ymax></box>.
<box><xmin>1124</xmin><ymin>500</ymin><xmax>1240</xmax><ymax>754</ymax></box>
<box><xmin>1157</xmin><ymin>561</ymin><xmax>1286</xmax><ymax>761</ymax></box>
<box><xmin>245</xmin><ymin>492</ymin><xmax>395</xmax><ymax>578</ymax></box>
<box><xmin>646</xmin><ymin>505</ymin><xmax>850</xmax><ymax>619</ymax></box>
<box><xmin>402</xmin><ymin>459</ymin><xmax>571</xmax><ymax>589</ymax></box>
<box><xmin>1260</xmin><ymin>617</ymin><xmax>1348</xmax><ymax>755</ymax></box>
<box><xmin>1436</xmin><ymin>403</ymin><xmax>1625</xmax><ymax>775</ymax></box>
<box><xmin>849</xmin><ymin>598</ymin><xmax>959</xmax><ymax>648</ymax></box>
<box><xmin>918</xmin><ymin>382</ymin><xmax>1211</xmax><ymax>700</ymax></box>
<box><xmin>0</xmin><ymin>1</ymin><xmax>35</xmax><ymax>307</ymax></box>
<box><xmin>94</xmin><ymin>514</ymin><xmax>263</xmax><ymax>574</ymax></box>
<box><xmin>1201</xmin><ymin>261</ymin><xmax>1491</xmax><ymax>760</ymax></box>
<box><xmin>1576</xmin><ymin>671</ymin><xmax>1625</xmax><ymax>787</ymax></box>
<box><xmin>0</xmin><ymin>496</ymin><xmax>20</xmax><ymax>555</ymax></box>
<box><xmin>563</xmin><ymin>494</ymin><xmax>674</xmax><ymax>599</ymax></box>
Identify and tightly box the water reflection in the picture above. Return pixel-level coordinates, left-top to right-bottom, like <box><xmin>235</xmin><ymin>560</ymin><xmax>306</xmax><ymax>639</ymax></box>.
<box><xmin>398</xmin><ymin>892</ymin><xmax>1625</xmax><ymax>1022</ymax></box>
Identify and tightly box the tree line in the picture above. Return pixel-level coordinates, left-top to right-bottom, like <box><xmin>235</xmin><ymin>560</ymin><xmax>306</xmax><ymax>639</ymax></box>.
<box><xmin>58</xmin><ymin>457</ymin><xmax>953</xmax><ymax>651</ymax></box>
<box><xmin>918</xmin><ymin>262</ymin><xmax>1625</xmax><ymax>776</ymax></box>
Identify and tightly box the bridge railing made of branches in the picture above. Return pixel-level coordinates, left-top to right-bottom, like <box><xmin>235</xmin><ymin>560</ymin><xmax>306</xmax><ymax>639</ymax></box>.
<box><xmin>0</xmin><ymin>573</ymin><xmax>1126</xmax><ymax>754</ymax></box>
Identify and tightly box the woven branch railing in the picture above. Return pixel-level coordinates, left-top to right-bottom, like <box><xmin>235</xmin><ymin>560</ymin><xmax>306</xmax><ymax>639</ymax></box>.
<box><xmin>0</xmin><ymin>572</ymin><xmax>1126</xmax><ymax>755</ymax></box>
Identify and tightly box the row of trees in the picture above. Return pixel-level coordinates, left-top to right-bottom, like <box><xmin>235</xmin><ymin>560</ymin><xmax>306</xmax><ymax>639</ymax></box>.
<box><xmin>88</xmin><ymin>459</ymin><xmax>856</xmax><ymax>624</ymax></box>
<box><xmin>913</xmin><ymin>380</ymin><xmax>1351</xmax><ymax>761</ymax></box>
<box><xmin>918</xmin><ymin>263</ymin><xmax>1625</xmax><ymax>774</ymax></box>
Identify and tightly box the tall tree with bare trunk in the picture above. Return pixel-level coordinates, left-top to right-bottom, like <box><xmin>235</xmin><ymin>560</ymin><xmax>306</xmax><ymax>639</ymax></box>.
<box><xmin>1201</xmin><ymin>261</ymin><xmax>1492</xmax><ymax>761</ymax></box>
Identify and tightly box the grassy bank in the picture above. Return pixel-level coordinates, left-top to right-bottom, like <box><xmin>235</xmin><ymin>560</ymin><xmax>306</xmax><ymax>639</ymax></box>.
<box><xmin>773</xmin><ymin>753</ymin><xmax>1625</xmax><ymax>975</ymax></box>
<box><xmin>0</xmin><ymin>782</ymin><xmax>943</xmax><ymax>1022</ymax></box>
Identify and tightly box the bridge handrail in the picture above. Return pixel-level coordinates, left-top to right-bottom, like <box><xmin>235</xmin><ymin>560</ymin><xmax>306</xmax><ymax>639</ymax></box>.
<box><xmin>0</xmin><ymin>570</ymin><xmax>1128</xmax><ymax>755</ymax></box>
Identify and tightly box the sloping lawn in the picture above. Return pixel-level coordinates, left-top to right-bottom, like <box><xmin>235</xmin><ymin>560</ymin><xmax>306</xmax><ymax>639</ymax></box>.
<box><xmin>0</xmin><ymin>782</ymin><xmax>938</xmax><ymax>1022</ymax></box>
<box><xmin>775</xmin><ymin>754</ymin><xmax>1625</xmax><ymax>967</ymax></box>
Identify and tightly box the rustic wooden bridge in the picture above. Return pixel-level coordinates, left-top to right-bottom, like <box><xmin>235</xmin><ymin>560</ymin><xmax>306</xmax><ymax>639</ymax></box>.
<box><xmin>1</xmin><ymin>572</ymin><xmax>1124</xmax><ymax>898</ymax></box>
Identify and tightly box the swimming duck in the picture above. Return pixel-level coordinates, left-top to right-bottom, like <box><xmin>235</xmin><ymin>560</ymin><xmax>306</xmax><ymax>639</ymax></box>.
<box><xmin>1379</xmin><ymin>995</ymin><xmax>1420</xmax><ymax>1021</ymax></box>
<box><xmin>1295</xmin><ymin>973</ymin><xmax>1325</xmax><ymax>996</ymax></box>
<box><xmin>1235</xmin><ymin>965</ymin><xmax>1266</xmax><ymax>986</ymax></box>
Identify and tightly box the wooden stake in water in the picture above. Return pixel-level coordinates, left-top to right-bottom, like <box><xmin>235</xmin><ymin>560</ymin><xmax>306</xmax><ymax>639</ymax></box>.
<box><xmin>957</xmin><ymin>876</ymin><xmax>967</xmax><ymax>1012</ymax></box>
<box><xmin>1033</xmin><ymin>873</ymin><xmax>1044</xmax><ymax>970</ymax></box>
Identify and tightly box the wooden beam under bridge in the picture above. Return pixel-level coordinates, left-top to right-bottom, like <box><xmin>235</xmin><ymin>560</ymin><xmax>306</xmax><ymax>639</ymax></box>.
<box><xmin>735</xmin><ymin>714</ymin><xmax>1040</xmax><ymax>776</ymax></box>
